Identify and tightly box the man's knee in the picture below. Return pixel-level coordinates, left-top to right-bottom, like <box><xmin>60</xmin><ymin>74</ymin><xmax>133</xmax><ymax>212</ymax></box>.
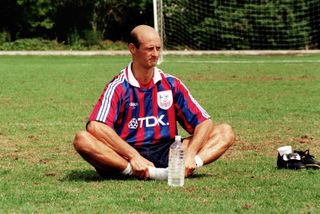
<box><xmin>73</xmin><ymin>131</ymin><xmax>91</xmax><ymax>152</ymax></box>
<box><xmin>214</xmin><ymin>123</ymin><xmax>236</xmax><ymax>146</ymax></box>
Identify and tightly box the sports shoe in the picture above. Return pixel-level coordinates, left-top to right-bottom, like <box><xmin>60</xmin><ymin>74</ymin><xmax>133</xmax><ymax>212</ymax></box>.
<box><xmin>294</xmin><ymin>150</ymin><xmax>320</xmax><ymax>169</ymax></box>
<box><xmin>277</xmin><ymin>152</ymin><xmax>306</xmax><ymax>170</ymax></box>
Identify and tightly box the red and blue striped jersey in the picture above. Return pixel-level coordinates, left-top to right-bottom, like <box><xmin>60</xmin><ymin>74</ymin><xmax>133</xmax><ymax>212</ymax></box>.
<box><xmin>89</xmin><ymin>63</ymin><xmax>210</xmax><ymax>147</ymax></box>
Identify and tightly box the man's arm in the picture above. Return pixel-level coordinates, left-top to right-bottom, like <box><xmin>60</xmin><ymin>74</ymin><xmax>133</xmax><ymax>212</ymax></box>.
<box><xmin>87</xmin><ymin>121</ymin><xmax>155</xmax><ymax>178</ymax></box>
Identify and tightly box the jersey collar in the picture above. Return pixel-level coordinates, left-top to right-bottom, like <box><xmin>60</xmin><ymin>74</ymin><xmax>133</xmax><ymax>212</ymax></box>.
<box><xmin>126</xmin><ymin>62</ymin><xmax>162</xmax><ymax>88</ymax></box>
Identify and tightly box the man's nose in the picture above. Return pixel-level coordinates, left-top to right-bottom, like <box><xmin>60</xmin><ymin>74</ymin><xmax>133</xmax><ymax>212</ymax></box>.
<box><xmin>152</xmin><ymin>48</ymin><xmax>160</xmax><ymax>56</ymax></box>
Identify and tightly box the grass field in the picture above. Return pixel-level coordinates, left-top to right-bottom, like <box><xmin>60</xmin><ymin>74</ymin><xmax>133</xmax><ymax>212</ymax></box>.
<box><xmin>0</xmin><ymin>54</ymin><xmax>320</xmax><ymax>213</ymax></box>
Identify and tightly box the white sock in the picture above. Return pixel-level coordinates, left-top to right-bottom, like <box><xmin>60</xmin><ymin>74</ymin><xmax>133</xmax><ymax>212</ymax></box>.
<box><xmin>195</xmin><ymin>155</ymin><xmax>204</xmax><ymax>168</ymax></box>
<box><xmin>148</xmin><ymin>166</ymin><xmax>168</xmax><ymax>180</ymax></box>
<box><xmin>121</xmin><ymin>163</ymin><xmax>133</xmax><ymax>175</ymax></box>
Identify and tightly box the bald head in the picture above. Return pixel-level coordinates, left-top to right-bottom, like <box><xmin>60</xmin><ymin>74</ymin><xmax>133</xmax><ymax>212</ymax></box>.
<box><xmin>129</xmin><ymin>25</ymin><xmax>160</xmax><ymax>49</ymax></box>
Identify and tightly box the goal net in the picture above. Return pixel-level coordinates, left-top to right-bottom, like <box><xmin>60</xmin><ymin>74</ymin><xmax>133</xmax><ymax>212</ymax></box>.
<box><xmin>154</xmin><ymin>0</ymin><xmax>320</xmax><ymax>50</ymax></box>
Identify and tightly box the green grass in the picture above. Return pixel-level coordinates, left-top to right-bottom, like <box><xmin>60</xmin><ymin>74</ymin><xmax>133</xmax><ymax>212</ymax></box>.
<box><xmin>0</xmin><ymin>54</ymin><xmax>320</xmax><ymax>213</ymax></box>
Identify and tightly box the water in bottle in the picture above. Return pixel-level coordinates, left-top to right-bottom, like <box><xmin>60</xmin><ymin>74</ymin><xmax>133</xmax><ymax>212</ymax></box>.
<box><xmin>168</xmin><ymin>135</ymin><xmax>185</xmax><ymax>187</ymax></box>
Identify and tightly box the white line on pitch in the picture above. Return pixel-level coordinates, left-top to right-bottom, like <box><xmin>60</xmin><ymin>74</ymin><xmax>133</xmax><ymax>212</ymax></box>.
<box><xmin>7</xmin><ymin>122</ymin><xmax>82</xmax><ymax>127</ymax></box>
<box><xmin>170</xmin><ymin>60</ymin><xmax>320</xmax><ymax>64</ymax></box>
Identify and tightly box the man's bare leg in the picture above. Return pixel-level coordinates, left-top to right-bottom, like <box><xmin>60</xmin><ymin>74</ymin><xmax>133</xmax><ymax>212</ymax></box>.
<box><xmin>184</xmin><ymin>123</ymin><xmax>236</xmax><ymax>166</ymax></box>
<box><xmin>197</xmin><ymin>123</ymin><xmax>235</xmax><ymax>164</ymax></box>
<box><xmin>73</xmin><ymin>131</ymin><xmax>168</xmax><ymax>180</ymax></box>
<box><xmin>73</xmin><ymin>131</ymin><xmax>129</xmax><ymax>174</ymax></box>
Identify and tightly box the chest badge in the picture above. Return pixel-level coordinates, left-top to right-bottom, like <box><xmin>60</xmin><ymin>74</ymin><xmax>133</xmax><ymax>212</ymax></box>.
<box><xmin>157</xmin><ymin>90</ymin><xmax>173</xmax><ymax>110</ymax></box>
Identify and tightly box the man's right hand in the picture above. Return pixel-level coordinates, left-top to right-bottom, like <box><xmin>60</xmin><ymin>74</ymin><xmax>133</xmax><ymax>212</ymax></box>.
<box><xmin>129</xmin><ymin>155</ymin><xmax>155</xmax><ymax>179</ymax></box>
<box><xmin>86</xmin><ymin>121</ymin><xmax>157</xmax><ymax>179</ymax></box>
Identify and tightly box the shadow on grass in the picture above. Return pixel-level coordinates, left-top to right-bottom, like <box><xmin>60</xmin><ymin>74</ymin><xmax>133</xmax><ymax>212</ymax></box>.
<box><xmin>61</xmin><ymin>169</ymin><xmax>134</xmax><ymax>182</ymax></box>
<box><xmin>188</xmin><ymin>173</ymin><xmax>214</xmax><ymax>179</ymax></box>
<box><xmin>61</xmin><ymin>170</ymin><xmax>212</xmax><ymax>182</ymax></box>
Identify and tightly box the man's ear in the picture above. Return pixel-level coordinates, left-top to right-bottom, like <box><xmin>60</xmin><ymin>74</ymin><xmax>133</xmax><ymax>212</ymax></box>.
<box><xmin>128</xmin><ymin>43</ymin><xmax>137</xmax><ymax>54</ymax></box>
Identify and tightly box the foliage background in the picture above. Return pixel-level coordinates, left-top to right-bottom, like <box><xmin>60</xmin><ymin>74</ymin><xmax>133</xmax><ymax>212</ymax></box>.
<box><xmin>0</xmin><ymin>0</ymin><xmax>320</xmax><ymax>50</ymax></box>
<box><xmin>163</xmin><ymin>0</ymin><xmax>320</xmax><ymax>50</ymax></box>
<box><xmin>0</xmin><ymin>0</ymin><xmax>152</xmax><ymax>49</ymax></box>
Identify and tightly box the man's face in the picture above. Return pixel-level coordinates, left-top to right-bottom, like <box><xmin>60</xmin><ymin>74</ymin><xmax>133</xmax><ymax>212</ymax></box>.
<box><xmin>133</xmin><ymin>34</ymin><xmax>161</xmax><ymax>70</ymax></box>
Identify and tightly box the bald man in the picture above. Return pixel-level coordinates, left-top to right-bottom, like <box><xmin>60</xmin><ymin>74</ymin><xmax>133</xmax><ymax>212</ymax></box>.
<box><xmin>73</xmin><ymin>25</ymin><xmax>236</xmax><ymax>180</ymax></box>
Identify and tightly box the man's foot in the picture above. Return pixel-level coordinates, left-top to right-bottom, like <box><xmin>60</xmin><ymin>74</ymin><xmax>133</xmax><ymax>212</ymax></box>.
<box><xmin>294</xmin><ymin>150</ymin><xmax>320</xmax><ymax>169</ymax></box>
<box><xmin>148</xmin><ymin>167</ymin><xmax>168</xmax><ymax>180</ymax></box>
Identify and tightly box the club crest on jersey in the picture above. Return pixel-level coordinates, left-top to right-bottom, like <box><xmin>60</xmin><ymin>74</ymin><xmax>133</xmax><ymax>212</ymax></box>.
<box><xmin>157</xmin><ymin>90</ymin><xmax>173</xmax><ymax>110</ymax></box>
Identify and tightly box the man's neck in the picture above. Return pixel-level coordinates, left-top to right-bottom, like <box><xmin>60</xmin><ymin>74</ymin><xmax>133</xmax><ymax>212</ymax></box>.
<box><xmin>131</xmin><ymin>63</ymin><xmax>154</xmax><ymax>85</ymax></box>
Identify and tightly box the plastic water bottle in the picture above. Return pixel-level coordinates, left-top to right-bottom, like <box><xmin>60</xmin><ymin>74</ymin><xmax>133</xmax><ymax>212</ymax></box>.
<box><xmin>168</xmin><ymin>135</ymin><xmax>185</xmax><ymax>187</ymax></box>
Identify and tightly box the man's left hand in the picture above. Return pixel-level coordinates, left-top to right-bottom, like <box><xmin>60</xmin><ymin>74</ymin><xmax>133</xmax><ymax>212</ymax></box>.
<box><xmin>184</xmin><ymin>155</ymin><xmax>196</xmax><ymax>177</ymax></box>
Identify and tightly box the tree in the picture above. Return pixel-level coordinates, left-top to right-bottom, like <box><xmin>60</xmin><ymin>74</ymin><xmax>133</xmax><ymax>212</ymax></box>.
<box><xmin>16</xmin><ymin>0</ymin><xmax>56</xmax><ymax>39</ymax></box>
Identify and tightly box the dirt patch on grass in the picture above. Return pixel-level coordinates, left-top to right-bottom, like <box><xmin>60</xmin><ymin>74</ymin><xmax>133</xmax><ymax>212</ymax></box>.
<box><xmin>0</xmin><ymin>133</ymin><xmax>20</xmax><ymax>161</ymax></box>
<box><xmin>292</xmin><ymin>134</ymin><xmax>314</xmax><ymax>144</ymax></box>
<box><xmin>222</xmin><ymin>134</ymin><xmax>320</xmax><ymax>161</ymax></box>
<box><xmin>258</xmin><ymin>75</ymin><xmax>316</xmax><ymax>81</ymax></box>
<box><xmin>221</xmin><ymin>139</ymin><xmax>257</xmax><ymax>160</ymax></box>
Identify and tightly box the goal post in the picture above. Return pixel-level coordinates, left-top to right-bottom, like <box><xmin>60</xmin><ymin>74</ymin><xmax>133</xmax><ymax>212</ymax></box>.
<box><xmin>154</xmin><ymin>0</ymin><xmax>320</xmax><ymax>52</ymax></box>
<box><xmin>153</xmin><ymin>0</ymin><xmax>164</xmax><ymax>63</ymax></box>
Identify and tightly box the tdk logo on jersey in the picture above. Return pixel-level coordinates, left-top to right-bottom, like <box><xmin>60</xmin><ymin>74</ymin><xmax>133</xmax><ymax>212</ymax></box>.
<box><xmin>128</xmin><ymin>115</ymin><xmax>169</xmax><ymax>129</ymax></box>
